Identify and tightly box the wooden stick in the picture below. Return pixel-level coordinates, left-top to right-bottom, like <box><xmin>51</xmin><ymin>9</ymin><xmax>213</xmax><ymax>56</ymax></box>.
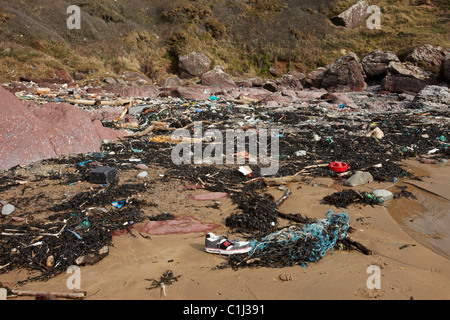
<box><xmin>246</xmin><ymin>163</ymin><xmax>330</xmax><ymax>186</ymax></box>
<box><xmin>65</xmin><ymin>98</ymin><xmax>133</xmax><ymax>106</ymax></box>
<box><xmin>275</xmin><ymin>188</ymin><xmax>291</xmax><ymax>207</ymax></box>
<box><xmin>114</xmin><ymin>99</ymin><xmax>134</xmax><ymax>122</ymax></box>
<box><xmin>345</xmin><ymin>237</ymin><xmax>373</xmax><ymax>255</ymax></box>
<box><xmin>11</xmin><ymin>290</ymin><xmax>86</xmax><ymax>299</ymax></box>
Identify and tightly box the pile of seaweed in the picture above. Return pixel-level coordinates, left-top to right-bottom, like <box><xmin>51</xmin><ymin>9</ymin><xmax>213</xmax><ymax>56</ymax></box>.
<box><xmin>1</xmin><ymin>100</ymin><xmax>448</xmax><ymax>278</ymax></box>
<box><xmin>0</xmin><ymin>178</ymin><xmax>151</xmax><ymax>284</ymax></box>
<box><xmin>321</xmin><ymin>190</ymin><xmax>383</xmax><ymax>208</ymax></box>
<box><xmin>0</xmin><ymin>206</ymin><xmax>145</xmax><ymax>283</ymax></box>
<box><xmin>225</xmin><ymin>210</ymin><xmax>350</xmax><ymax>270</ymax></box>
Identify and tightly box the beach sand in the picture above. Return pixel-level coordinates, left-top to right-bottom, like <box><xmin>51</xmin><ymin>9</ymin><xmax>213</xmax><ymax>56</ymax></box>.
<box><xmin>1</xmin><ymin>159</ymin><xmax>449</xmax><ymax>300</ymax></box>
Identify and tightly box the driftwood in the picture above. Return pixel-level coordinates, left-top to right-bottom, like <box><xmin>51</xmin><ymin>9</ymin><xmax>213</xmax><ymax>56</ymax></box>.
<box><xmin>124</xmin><ymin>121</ymin><xmax>174</xmax><ymax>138</ymax></box>
<box><xmin>11</xmin><ymin>289</ymin><xmax>86</xmax><ymax>300</ymax></box>
<box><xmin>124</xmin><ymin>120</ymin><xmax>224</xmax><ymax>139</ymax></box>
<box><xmin>274</xmin><ymin>188</ymin><xmax>312</xmax><ymax>224</ymax></box>
<box><xmin>344</xmin><ymin>237</ymin><xmax>373</xmax><ymax>255</ymax></box>
<box><xmin>247</xmin><ymin>163</ymin><xmax>330</xmax><ymax>186</ymax></box>
<box><xmin>65</xmin><ymin>98</ymin><xmax>135</xmax><ymax>106</ymax></box>
<box><xmin>114</xmin><ymin>99</ymin><xmax>135</xmax><ymax>122</ymax></box>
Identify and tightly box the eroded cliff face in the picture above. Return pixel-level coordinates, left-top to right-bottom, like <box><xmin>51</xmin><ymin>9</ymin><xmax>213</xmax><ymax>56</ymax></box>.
<box><xmin>0</xmin><ymin>0</ymin><xmax>448</xmax><ymax>84</ymax></box>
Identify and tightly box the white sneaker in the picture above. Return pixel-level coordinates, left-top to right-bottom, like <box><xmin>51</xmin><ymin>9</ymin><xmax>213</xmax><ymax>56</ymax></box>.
<box><xmin>204</xmin><ymin>233</ymin><xmax>252</xmax><ymax>255</ymax></box>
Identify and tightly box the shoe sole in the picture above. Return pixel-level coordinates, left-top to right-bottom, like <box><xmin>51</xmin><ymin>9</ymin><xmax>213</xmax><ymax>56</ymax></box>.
<box><xmin>205</xmin><ymin>247</ymin><xmax>252</xmax><ymax>255</ymax></box>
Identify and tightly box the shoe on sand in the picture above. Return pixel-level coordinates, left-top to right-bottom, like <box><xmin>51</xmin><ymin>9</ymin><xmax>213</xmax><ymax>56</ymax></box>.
<box><xmin>205</xmin><ymin>233</ymin><xmax>252</xmax><ymax>255</ymax></box>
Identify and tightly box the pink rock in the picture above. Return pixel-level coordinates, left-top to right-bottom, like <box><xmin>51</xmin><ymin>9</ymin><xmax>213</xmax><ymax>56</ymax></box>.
<box><xmin>321</xmin><ymin>52</ymin><xmax>366</xmax><ymax>92</ymax></box>
<box><xmin>84</xmin><ymin>107</ymin><xmax>124</xmax><ymax>122</ymax></box>
<box><xmin>296</xmin><ymin>89</ymin><xmax>327</xmax><ymax>99</ymax></box>
<box><xmin>0</xmin><ymin>87</ymin><xmax>57</xmax><ymax>170</ymax></box>
<box><xmin>118</xmin><ymin>85</ymin><xmax>158</xmax><ymax>99</ymax></box>
<box><xmin>133</xmin><ymin>216</ymin><xmax>219</xmax><ymax>235</ymax></box>
<box><xmin>188</xmin><ymin>192</ymin><xmax>228</xmax><ymax>201</ymax></box>
<box><xmin>135</xmin><ymin>164</ymin><xmax>149</xmax><ymax>170</ymax></box>
<box><xmin>0</xmin><ymin>88</ymin><xmax>124</xmax><ymax>170</ymax></box>
<box><xmin>92</xmin><ymin>120</ymin><xmax>128</xmax><ymax>141</ymax></box>
<box><xmin>32</xmin><ymin>103</ymin><xmax>102</xmax><ymax>156</ymax></box>
<box><xmin>201</xmin><ymin>66</ymin><xmax>237</xmax><ymax>89</ymax></box>
<box><xmin>170</xmin><ymin>85</ymin><xmax>210</xmax><ymax>100</ymax></box>
<box><xmin>178</xmin><ymin>52</ymin><xmax>211</xmax><ymax>79</ymax></box>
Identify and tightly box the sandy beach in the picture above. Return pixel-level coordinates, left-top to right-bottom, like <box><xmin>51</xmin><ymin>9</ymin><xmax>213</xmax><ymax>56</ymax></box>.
<box><xmin>1</xmin><ymin>158</ymin><xmax>449</xmax><ymax>301</ymax></box>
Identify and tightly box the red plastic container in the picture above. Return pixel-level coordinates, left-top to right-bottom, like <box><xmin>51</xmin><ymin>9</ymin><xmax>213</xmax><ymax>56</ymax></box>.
<box><xmin>329</xmin><ymin>162</ymin><xmax>349</xmax><ymax>173</ymax></box>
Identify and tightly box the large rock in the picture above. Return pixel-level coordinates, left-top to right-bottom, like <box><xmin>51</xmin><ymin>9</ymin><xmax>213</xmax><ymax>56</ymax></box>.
<box><xmin>330</xmin><ymin>0</ymin><xmax>370</xmax><ymax>29</ymax></box>
<box><xmin>158</xmin><ymin>76</ymin><xmax>183</xmax><ymax>88</ymax></box>
<box><xmin>201</xmin><ymin>66</ymin><xmax>237</xmax><ymax>89</ymax></box>
<box><xmin>412</xmin><ymin>85</ymin><xmax>450</xmax><ymax>108</ymax></box>
<box><xmin>170</xmin><ymin>85</ymin><xmax>210</xmax><ymax>100</ymax></box>
<box><xmin>407</xmin><ymin>44</ymin><xmax>450</xmax><ymax>72</ymax></box>
<box><xmin>178</xmin><ymin>52</ymin><xmax>211</xmax><ymax>79</ymax></box>
<box><xmin>31</xmin><ymin>102</ymin><xmax>102</xmax><ymax>156</ymax></box>
<box><xmin>276</xmin><ymin>74</ymin><xmax>303</xmax><ymax>90</ymax></box>
<box><xmin>20</xmin><ymin>68</ymin><xmax>74</xmax><ymax>85</ymax></box>
<box><xmin>381</xmin><ymin>61</ymin><xmax>438</xmax><ymax>93</ymax></box>
<box><xmin>441</xmin><ymin>53</ymin><xmax>450</xmax><ymax>82</ymax></box>
<box><xmin>0</xmin><ymin>87</ymin><xmax>57</xmax><ymax>170</ymax></box>
<box><xmin>0</xmin><ymin>87</ymin><xmax>122</xmax><ymax>171</ymax></box>
<box><xmin>321</xmin><ymin>52</ymin><xmax>366</xmax><ymax>92</ymax></box>
<box><xmin>305</xmin><ymin>67</ymin><xmax>327</xmax><ymax>88</ymax></box>
<box><xmin>118</xmin><ymin>85</ymin><xmax>158</xmax><ymax>99</ymax></box>
<box><xmin>362</xmin><ymin>50</ymin><xmax>400</xmax><ymax>78</ymax></box>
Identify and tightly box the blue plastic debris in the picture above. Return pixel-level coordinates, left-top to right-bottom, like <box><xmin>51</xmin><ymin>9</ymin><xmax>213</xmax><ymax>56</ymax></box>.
<box><xmin>78</xmin><ymin>160</ymin><xmax>92</xmax><ymax>167</ymax></box>
<box><xmin>112</xmin><ymin>200</ymin><xmax>125</xmax><ymax>209</ymax></box>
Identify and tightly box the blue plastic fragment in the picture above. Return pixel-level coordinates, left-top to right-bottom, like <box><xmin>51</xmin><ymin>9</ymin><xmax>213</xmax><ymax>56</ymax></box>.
<box><xmin>112</xmin><ymin>200</ymin><xmax>125</xmax><ymax>209</ymax></box>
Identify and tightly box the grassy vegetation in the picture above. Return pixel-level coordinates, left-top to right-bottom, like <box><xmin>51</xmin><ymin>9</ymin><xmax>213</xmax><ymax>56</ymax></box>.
<box><xmin>0</xmin><ymin>0</ymin><xmax>448</xmax><ymax>83</ymax></box>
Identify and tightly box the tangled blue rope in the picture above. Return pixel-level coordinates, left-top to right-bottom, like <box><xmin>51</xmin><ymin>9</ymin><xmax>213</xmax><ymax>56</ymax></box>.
<box><xmin>247</xmin><ymin>210</ymin><xmax>349</xmax><ymax>267</ymax></box>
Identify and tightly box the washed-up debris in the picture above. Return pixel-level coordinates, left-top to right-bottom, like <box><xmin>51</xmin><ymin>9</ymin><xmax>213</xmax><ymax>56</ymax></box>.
<box><xmin>89</xmin><ymin>166</ymin><xmax>118</xmax><ymax>184</ymax></box>
<box><xmin>0</xmin><ymin>177</ymin><xmax>150</xmax><ymax>283</ymax></box>
<box><xmin>1</xmin><ymin>204</ymin><xmax>15</xmax><ymax>216</ymax></box>
<box><xmin>321</xmin><ymin>189</ymin><xmax>383</xmax><ymax>208</ymax></box>
<box><xmin>1</xmin><ymin>76</ymin><xmax>449</xmax><ymax>282</ymax></box>
<box><xmin>134</xmin><ymin>216</ymin><xmax>219</xmax><ymax>235</ymax></box>
<box><xmin>188</xmin><ymin>192</ymin><xmax>228</xmax><ymax>201</ymax></box>
<box><xmin>371</xmin><ymin>189</ymin><xmax>394</xmax><ymax>202</ymax></box>
<box><xmin>225</xmin><ymin>210</ymin><xmax>349</xmax><ymax>269</ymax></box>
<box><xmin>9</xmin><ymin>289</ymin><xmax>86</xmax><ymax>300</ymax></box>
<box><xmin>344</xmin><ymin>171</ymin><xmax>374</xmax><ymax>187</ymax></box>
<box><xmin>393</xmin><ymin>186</ymin><xmax>417</xmax><ymax>199</ymax></box>
<box><xmin>146</xmin><ymin>270</ymin><xmax>181</xmax><ymax>296</ymax></box>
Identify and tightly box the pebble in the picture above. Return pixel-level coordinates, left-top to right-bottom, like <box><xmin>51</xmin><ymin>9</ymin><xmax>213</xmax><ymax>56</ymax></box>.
<box><xmin>372</xmin><ymin>189</ymin><xmax>394</xmax><ymax>202</ymax></box>
<box><xmin>294</xmin><ymin>150</ymin><xmax>307</xmax><ymax>156</ymax></box>
<box><xmin>137</xmin><ymin>171</ymin><xmax>148</xmax><ymax>178</ymax></box>
<box><xmin>1</xmin><ymin>204</ymin><xmax>15</xmax><ymax>215</ymax></box>
<box><xmin>344</xmin><ymin>171</ymin><xmax>373</xmax><ymax>187</ymax></box>
<box><xmin>135</xmin><ymin>164</ymin><xmax>149</xmax><ymax>170</ymax></box>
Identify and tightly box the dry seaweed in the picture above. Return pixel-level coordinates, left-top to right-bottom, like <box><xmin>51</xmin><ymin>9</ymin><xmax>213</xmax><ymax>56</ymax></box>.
<box><xmin>321</xmin><ymin>190</ymin><xmax>383</xmax><ymax>208</ymax></box>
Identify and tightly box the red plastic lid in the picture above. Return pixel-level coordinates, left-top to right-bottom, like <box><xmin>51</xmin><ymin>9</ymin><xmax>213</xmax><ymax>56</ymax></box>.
<box><xmin>329</xmin><ymin>162</ymin><xmax>349</xmax><ymax>173</ymax></box>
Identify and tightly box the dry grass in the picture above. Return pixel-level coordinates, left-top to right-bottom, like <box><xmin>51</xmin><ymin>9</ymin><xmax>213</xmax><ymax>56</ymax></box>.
<box><xmin>0</xmin><ymin>0</ymin><xmax>448</xmax><ymax>83</ymax></box>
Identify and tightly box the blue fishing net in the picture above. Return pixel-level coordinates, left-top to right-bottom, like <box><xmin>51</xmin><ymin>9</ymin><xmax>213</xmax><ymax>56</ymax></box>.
<box><xmin>231</xmin><ymin>210</ymin><xmax>349</xmax><ymax>268</ymax></box>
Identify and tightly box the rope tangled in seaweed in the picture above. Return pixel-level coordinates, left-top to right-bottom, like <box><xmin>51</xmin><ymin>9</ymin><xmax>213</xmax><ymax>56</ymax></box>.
<box><xmin>227</xmin><ymin>210</ymin><xmax>349</xmax><ymax>269</ymax></box>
